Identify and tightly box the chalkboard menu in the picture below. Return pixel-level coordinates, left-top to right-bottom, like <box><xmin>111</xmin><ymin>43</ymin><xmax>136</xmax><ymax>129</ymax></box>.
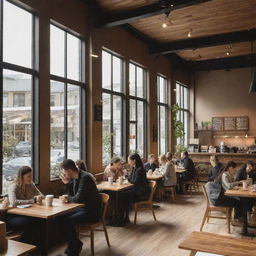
<box><xmin>224</xmin><ymin>117</ymin><xmax>236</xmax><ymax>131</ymax></box>
<box><xmin>212</xmin><ymin>117</ymin><xmax>223</xmax><ymax>131</ymax></box>
<box><xmin>236</xmin><ymin>116</ymin><xmax>249</xmax><ymax>130</ymax></box>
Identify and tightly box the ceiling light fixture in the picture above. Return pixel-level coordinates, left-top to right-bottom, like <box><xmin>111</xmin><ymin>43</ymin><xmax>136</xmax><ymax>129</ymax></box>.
<box><xmin>188</xmin><ymin>31</ymin><xmax>192</xmax><ymax>38</ymax></box>
<box><xmin>90</xmin><ymin>53</ymin><xmax>99</xmax><ymax>58</ymax></box>
<box><xmin>161</xmin><ymin>11</ymin><xmax>171</xmax><ymax>28</ymax></box>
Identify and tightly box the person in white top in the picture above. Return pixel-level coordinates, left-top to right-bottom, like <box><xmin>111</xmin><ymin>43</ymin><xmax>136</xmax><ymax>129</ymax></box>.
<box><xmin>159</xmin><ymin>154</ymin><xmax>177</xmax><ymax>187</ymax></box>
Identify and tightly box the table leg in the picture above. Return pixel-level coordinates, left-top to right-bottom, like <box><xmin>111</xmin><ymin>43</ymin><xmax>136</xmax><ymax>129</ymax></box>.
<box><xmin>241</xmin><ymin>197</ymin><xmax>249</xmax><ymax>236</ymax></box>
<box><xmin>40</xmin><ymin>219</ymin><xmax>49</xmax><ymax>255</ymax></box>
<box><xmin>189</xmin><ymin>251</ymin><xmax>197</xmax><ymax>256</ymax></box>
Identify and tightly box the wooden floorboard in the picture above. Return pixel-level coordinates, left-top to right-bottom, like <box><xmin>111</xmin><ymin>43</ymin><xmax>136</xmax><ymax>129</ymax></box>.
<box><xmin>49</xmin><ymin>193</ymin><xmax>253</xmax><ymax>256</ymax></box>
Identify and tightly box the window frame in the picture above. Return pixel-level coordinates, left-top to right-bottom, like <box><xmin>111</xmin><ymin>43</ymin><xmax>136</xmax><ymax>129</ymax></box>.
<box><xmin>128</xmin><ymin>61</ymin><xmax>147</xmax><ymax>158</ymax></box>
<box><xmin>157</xmin><ymin>74</ymin><xmax>168</xmax><ymax>155</ymax></box>
<box><xmin>50</xmin><ymin>21</ymin><xmax>86</xmax><ymax>180</ymax></box>
<box><xmin>102</xmin><ymin>48</ymin><xmax>125</xmax><ymax>164</ymax></box>
<box><xmin>176</xmin><ymin>82</ymin><xmax>190</xmax><ymax>147</ymax></box>
<box><xmin>0</xmin><ymin>0</ymin><xmax>39</xmax><ymax>192</ymax></box>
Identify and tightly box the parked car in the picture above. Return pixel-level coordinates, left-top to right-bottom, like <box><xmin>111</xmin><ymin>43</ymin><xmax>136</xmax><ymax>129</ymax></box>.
<box><xmin>3</xmin><ymin>157</ymin><xmax>31</xmax><ymax>180</ymax></box>
<box><xmin>14</xmin><ymin>141</ymin><xmax>31</xmax><ymax>157</ymax></box>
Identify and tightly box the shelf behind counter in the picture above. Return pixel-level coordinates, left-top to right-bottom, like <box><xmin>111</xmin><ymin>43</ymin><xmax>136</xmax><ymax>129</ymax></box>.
<box><xmin>189</xmin><ymin>152</ymin><xmax>256</xmax><ymax>182</ymax></box>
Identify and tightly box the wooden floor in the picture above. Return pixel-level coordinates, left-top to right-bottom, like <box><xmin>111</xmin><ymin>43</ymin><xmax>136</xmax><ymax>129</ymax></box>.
<box><xmin>49</xmin><ymin>192</ymin><xmax>252</xmax><ymax>256</ymax></box>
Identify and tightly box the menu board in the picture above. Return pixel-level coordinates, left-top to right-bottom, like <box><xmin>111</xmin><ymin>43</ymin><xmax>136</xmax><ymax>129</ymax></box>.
<box><xmin>212</xmin><ymin>117</ymin><xmax>223</xmax><ymax>131</ymax></box>
<box><xmin>224</xmin><ymin>117</ymin><xmax>236</xmax><ymax>131</ymax></box>
<box><xmin>236</xmin><ymin>116</ymin><xmax>249</xmax><ymax>130</ymax></box>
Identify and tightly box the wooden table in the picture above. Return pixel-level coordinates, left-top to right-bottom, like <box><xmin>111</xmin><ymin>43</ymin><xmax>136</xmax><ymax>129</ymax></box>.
<box><xmin>147</xmin><ymin>174</ymin><xmax>163</xmax><ymax>180</ymax></box>
<box><xmin>2</xmin><ymin>240</ymin><xmax>36</xmax><ymax>256</ymax></box>
<box><xmin>179</xmin><ymin>231</ymin><xmax>256</xmax><ymax>256</ymax></box>
<box><xmin>225</xmin><ymin>187</ymin><xmax>256</xmax><ymax>236</ymax></box>
<box><xmin>8</xmin><ymin>198</ymin><xmax>84</xmax><ymax>255</ymax></box>
<box><xmin>97</xmin><ymin>182</ymin><xmax>133</xmax><ymax>226</ymax></box>
<box><xmin>175</xmin><ymin>166</ymin><xmax>187</xmax><ymax>173</ymax></box>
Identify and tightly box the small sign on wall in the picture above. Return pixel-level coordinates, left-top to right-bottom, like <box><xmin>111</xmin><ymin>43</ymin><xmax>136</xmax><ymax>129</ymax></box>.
<box><xmin>94</xmin><ymin>104</ymin><xmax>102</xmax><ymax>121</ymax></box>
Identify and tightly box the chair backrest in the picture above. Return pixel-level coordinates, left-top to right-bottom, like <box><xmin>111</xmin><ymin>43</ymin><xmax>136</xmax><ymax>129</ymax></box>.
<box><xmin>148</xmin><ymin>181</ymin><xmax>157</xmax><ymax>202</ymax></box>
<box><xmin>99</xmin><ymin>193</ymin><xmax>109</xmax><ymax>221</ymax></box>
<box><xmin>202</xmin><ymin>184</ymin><xmax>210</xmax><ymax>207</ymax></box>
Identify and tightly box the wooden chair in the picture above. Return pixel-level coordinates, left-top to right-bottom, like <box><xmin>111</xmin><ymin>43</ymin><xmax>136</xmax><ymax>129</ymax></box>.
<box><xmin>164</xmin><ymin>186</ymin><xmax>176</xmax><ymax>203</ymax></box>
<box><xmin>134</xmin><ymin>180</ymin><xmax>157</xmax><ymax>224</ymax></box>
<box><xmin>77</xmin><ymin>193</ymin><xmax>110</xmax><ymax>256</ymax></box>
<box><xmin>200</xmin><ymin>184</ymin><xmax>232</xmax><ymax>233</ymax></box>
<box><xmin>183</xmin><ymin>169</ymin><xmax>200</xmax><ymax>194</ymax></box>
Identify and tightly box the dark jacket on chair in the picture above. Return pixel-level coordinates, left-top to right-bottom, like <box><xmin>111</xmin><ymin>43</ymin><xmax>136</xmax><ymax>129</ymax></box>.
<box><xmin>65</xmin><ymin>170</ymin><xmax>102</xmax><ymax>220</ymax></box>
<box><xmin>129</xmin><ymin>166</ymin><xmax>149</xmax><ymax>200</ymax></box>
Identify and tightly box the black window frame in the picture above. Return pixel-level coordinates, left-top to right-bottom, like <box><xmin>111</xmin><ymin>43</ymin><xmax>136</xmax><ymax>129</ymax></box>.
<box><xmin>49</xmin><ymin>21</ymin><xmax>86</xmax><ymax>180</ymax></box>
<box><xmin>0</xmin><ymin>0</ymin><xmax>39</xmax><ymax>192</ymax></box>
<box><xmin>102</xmin><ymin>48</ymin><xmax>125</xmax><ymax>164</ymax></box>
<box><xmin>128</xmin><ymin>61</ymin><xmax>147</xmax><ymax>158</ymax></box>
<box><xmin>157</xmin><ymin>74</ymin><xmax>168</xmax><ymax>155</ymax></box>
<box><xmin>176</xmin><ymin>82</ymin><xmax>190</xmax><ymax>147</ymax></box>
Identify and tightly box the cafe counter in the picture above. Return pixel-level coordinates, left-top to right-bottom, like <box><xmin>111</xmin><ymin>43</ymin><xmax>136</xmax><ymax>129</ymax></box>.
<box><xmin>189</xmin><ymin>152</ymin><xmax>256</xmax><ymax>181</ymax></box>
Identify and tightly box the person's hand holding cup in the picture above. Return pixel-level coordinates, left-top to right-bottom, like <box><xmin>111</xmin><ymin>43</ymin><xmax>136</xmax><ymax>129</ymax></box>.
<box><xmin>35</xmin><ymin>195</ymin><xmax>44</xmax><ymax>205</ymax></box>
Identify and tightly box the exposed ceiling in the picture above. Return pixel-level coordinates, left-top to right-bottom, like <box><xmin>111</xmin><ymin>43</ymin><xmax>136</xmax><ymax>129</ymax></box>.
<box><xmin>90</xmin><ymin>0</ymin><xmax>256</xmax><ymax>70</ymax></box>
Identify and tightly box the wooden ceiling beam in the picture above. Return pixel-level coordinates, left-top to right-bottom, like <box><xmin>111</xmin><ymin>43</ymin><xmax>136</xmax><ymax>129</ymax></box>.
<box><xmin>190</xmin><ymin>54</ymin><xmax>256</xmax><ymax>71</ymax></box>
<box><xmin>96</xmin><ymin>0</ymin><xmax>213</xmax><ymax>28</ymax></box>
<box><xmin>152</xmin><ymin>29</ymin><xmax>256</xmax><ymax>55</ymax></box>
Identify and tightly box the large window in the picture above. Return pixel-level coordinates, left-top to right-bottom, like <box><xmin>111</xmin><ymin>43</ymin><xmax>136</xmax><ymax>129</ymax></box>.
<box><xmin>157</xmin><ymin>75</ymin><xmax>168</xmax><ymax>154</ymax></box>
<box><xmin>102</xmin><ymin>50</ymin><xmax>124</xmax><ymax>165</ymax></box>
<box><xmin>176</xmin><ymin>83</ymin><xmax>189</xmax><ymax>147</ymax></box>
<box><xmin>50</xmin><ymin>24</ymin><xmax>85</xmax><ymax>180</ymax></box>
<box><xmin>1</xmin><ymin>0</ymin><xmax>38</xmax><ymax>194</ymax></box>
<box><xmin>129</xmin><ymin>63</ymin><xmax>147</xmax><ymax>157</ymax></box>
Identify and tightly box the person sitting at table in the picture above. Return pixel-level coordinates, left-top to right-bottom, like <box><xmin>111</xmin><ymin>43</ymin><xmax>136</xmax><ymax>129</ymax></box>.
<box><xmin>166</xmin><ymin>152</ymin><xmax>174</xmax><ymax>163</ymax></box>
<box><xmin>103</xmin><ymin>156</ymin><xmax>125</xmax><ymax>181</ymax></box>
<box><xmin>218</xmin><ymin>161</ymin><xmax>243</xmax><ymax>221</ymax></box>
<box><xmin>144</xmin><ymin>154</ymin><xmax>158</xmax><ymax>172</ymax></box>
<box><xmin>75</xmin><ymin>159</ymin><xmax>96</xmax><ymax>182</ymax></box>
<box><xmin>159</xmin><ymin>154</ymin><xmax>177</xmax><ymax>187</ymax></box>
<box><xmin>56</xmin><ymin>159</ymin><xmax>102</xmax><ymax>256</ymax></box>
<box><xmin>208</xmin><ymin>155</ymin><xmax>223</xmax><ymax>181</ymax></box>
<box><xmin>7</xmin><ymin>166</ymin><xmax>43</xmax><ymax>244</ymax></box>
<box><xmin>119</xmin><ymin>153</ymin><xmax>149</xmax><ymax>225</ymax></box>
<box><xmin>235</xmin><ymin>161</ymin><xmax>256</xmax><ymax>183</ymax></box>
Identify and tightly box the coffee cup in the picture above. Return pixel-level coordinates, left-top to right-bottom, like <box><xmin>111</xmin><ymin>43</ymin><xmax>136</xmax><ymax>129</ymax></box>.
<box><xmin>243</xmin><ymin>181</ymin><xmax>248</xmax><ymax>190</ymax></box>
<box><xmin>118</xmin><ymin>176</ymin><xmax>124</xmax><ymax>185</ymax></box>
<box><xmin>45</xmin><ymin>194</ymin><xmax>54</xmax><ymax>206</ymax></box>
<box><xmin>60</xmin><ymin>194</ymin><xmax>69</xmax><ymax>204</ymax></box>
<box><xmin>35</xmin><ymin>195</ymin><xmax>44</xmax><ymax>205</ymax></box>
<box><xmin>108</xmin><ymin>177</ymin><xmax>113</xmax><ymax>185</ymax></box>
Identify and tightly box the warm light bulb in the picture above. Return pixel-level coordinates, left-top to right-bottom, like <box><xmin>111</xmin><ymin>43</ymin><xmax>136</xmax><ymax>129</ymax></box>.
<box><xmin>226</xmin><ymin>52</ymin><xmax>230</xmax><ymax>56</ymax></box>
<box><xmin>162</xmin><ymin>22</ymin><xmax>167</xmax><ymax>28</ymax></box>
<box><xmin>188</xmin><ymin>31</ymin><xmax>191</xmax><ymax>37</ymax></box>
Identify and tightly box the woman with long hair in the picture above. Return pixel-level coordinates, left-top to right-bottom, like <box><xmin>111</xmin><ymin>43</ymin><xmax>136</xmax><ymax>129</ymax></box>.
<box><xmin>8</xmin><ymin>166</ymin><xmax>43</xmax><ymax>244</ymax></box>
<box><xmin>159</xmin><ymin>154</ymin><xmax>177</xmax><ymax>187</ymax></box>
<box><xmin>118</xmin><ymin>153</ymin><xmax>149</xmax><ymax>225</ymax></box>
<box><xmin>75</xmin><ymin>159</ymin><xmax>96</xmax><ymax>182</ymax></box>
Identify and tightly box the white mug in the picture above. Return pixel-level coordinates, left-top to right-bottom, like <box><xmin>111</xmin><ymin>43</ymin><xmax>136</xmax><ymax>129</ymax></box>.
<box><xmin>108</xmin><ymin>177</ymin><xmax>113</xmax><ymax>185</ymax></box>
<box><xmin>45</xmin><ymin>194</ymin><xmax>54</xmax><ymax>206</ymax></box>
<box><xmin>243</xmin><ymin>181</ymin><xmax>248</xmax><ymax>190</ymax></box>
<box><xmin>119</xmin><ymin>176</ymin><xmax>124</xmax><ymax>185</ymax></box>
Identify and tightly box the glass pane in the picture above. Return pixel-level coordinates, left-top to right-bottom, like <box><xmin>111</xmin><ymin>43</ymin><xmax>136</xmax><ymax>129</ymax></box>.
<box><xmin>160</xmin><ymin>106</ymin><xmax>167</xmax><ymax>154</ymax></box>
<box><xmin>67</xmin><ymin>84</ymin><xmax>80</xmax><ymax>160</ymax></box>
<box><xmin>102</xmin><ymin>93</ymin><xmax>111</xmax><ymax>165</ymax></box>
<box><xmin>129</xmin><ymin>123</ymin><xmax>136</xmax><ymax>153</ymax></box>
<box><xmin>3</xmin><ymin>0</ymin><xmax>32</xmax><ymax>68</ymax></box>
<box><xmin>50</xmin><ymin>25</ymin><xmax>65</xmax><ymax>77</ymax></box>
<box><xmin>137</xmin><ymin>100</ymin><xmax>144</xmax><ymax>157</ymax></box>
<box><xmin>176</xmin><ymin>83</ymin><xmax>180</xmax><ymax>107</ymax></box>
<box><xmin>129</xmin><ymin>99</ymin><xmax>136</xmax><ymax>121</ymax></box>
<box><xmin>2</xmin><ymin>70</ymin><xmax>32</xmax><ymax>194</ymax></box>
<box><xmin>67</xmin><ymin>34</ymin><xmax>80</xmax><ymax>81</ymax></box>
<box><xmin>50</xmin><ymin>81</ymin><xmax>65</xmax><ymax>180</ymax></box>
<box><xmin>180</xmin><ymin>85</ymin><xmax>184</xmax><ymax>109</ymax></box>
<box><xmin>129</xmin><ymin>63</ymin><xmax>136</xmax><ymax>96</ymax></box>
<box><xmin>159</xmin><ymin>76</ymin><xmax>167</xmax><ymax>103</ymax></box>
<box><xmin>113</xmin><ymin>96</ymin><xmax>122</xmax><ymax>157</ymax></box>
<box><xmin>184</xmin><ymin>87</ymin><xmax>189</xmax><ymax>110</ymax></box>
<box><xmin>137</xmin><ymin>66</ymin><xmax>144</xmax><ymax>98</ymax></box>
<box><xmin>113</xmin><ymin>56</ymin><xmax>122</xmax><ymax>92</ymax></box>
<box><xmin>102</xmin><ymin>51</ymin><xmax>111</xmax><ymax>90</ymax></box>
<box><xmin>184</xmin><ymin>111</ymin><xmax>188</xmax><ymax>147</ymax></box>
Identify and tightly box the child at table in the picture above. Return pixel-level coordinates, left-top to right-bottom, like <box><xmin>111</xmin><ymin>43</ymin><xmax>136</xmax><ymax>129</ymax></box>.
<box><xmin>7</xmin><ymin>166</ymin><xmax>43</xmax><ymax>245</ymax></box>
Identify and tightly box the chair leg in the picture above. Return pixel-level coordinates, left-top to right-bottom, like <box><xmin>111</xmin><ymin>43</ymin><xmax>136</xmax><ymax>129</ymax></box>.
<box><xmin>200</xmin><ymin>208</ymin><xmax>209</xmax><ymax>231</ymax></box>
<box><xmin>134</xmin><ymin>205</ymin><xmax>138</xmax><ymax>225</ymax></box>
<box><xmin>102</xmin><ymin>222</ymin><xmax>110</xmax><ymax>247</ymax></box>
<box><xmin>151</xmin><ymin>205</ymin><xmax>157</xmax><ymax>221</ymax></box>
<box><xmin>171</xmin><ymin>188</ymin><xmax>175</xmax><ymax>203</ymax></box>
<box><xmin>190</xmin><ymin>251</ymin><xmax>197</xmax><ymax>256</ymax></box>
<box><xmin>227</xmin><ymin>208</ymin><xmax>231</xmax><ymax>234</ymax></box>
<box><xmin>90</xmin><ymin>229</ymin><xmax>94</xmax><ymax>256</ymax></box>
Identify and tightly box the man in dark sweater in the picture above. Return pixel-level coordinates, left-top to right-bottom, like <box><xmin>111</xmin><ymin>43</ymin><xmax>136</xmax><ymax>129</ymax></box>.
<box><xmin>208</xmin><ymin>155</ymin><xmax>223</xmax><ymax>181</ymax></box>
<box><xmin>235</xmin><ymin>161</ymin><xmax>256</xmax><ymax>183</ymax></box>
<box><xmin>180</xmin><ymin>151</ymin><xmax>196</xmax><ymax>181</ymax></box>
<box><xmin>56</xmin><ymin>159</ymin><xmax>101</xmax><ymax>256</ymax></box>
<box><xmin>144</xmin><ymin>154</ymin><xmax>158</xmax><ymax>172</ymax></box>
